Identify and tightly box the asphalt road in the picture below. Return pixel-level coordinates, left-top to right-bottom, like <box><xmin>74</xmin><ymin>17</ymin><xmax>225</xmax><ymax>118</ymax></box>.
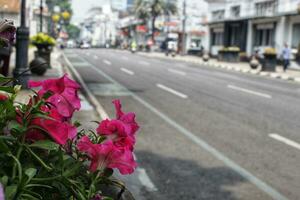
<box><xmin>64</xmin><ymin>49</ymin><xmax>300</xmax><ymax>200</ymax></box>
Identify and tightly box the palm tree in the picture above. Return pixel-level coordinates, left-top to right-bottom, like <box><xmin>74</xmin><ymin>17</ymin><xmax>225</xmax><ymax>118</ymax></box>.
<box><xmin>134</xmin><ymin>0</ymin><xmax>177</xmax><ymax>43</ymax></box>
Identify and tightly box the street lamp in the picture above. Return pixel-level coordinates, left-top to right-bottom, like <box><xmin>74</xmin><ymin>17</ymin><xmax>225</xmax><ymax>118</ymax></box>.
<box><xmin>13</xmin><ymin>0</ymin><xmax>30</xmax><ymax>88</ymax></box>
<box><xmin>40</xmin><ymin>0</ymin><xmax>43</xmax><ymax>32</ymax></box>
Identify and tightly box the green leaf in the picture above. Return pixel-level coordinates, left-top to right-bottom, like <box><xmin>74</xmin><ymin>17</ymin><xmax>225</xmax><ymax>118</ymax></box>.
<box><xmin>5</xmin><ymin>185</ymin><xmax>17</xmax><ymax>200</ymax></box>
<box><xmin>0</xmin><ymin>176</ymin><xmax>8</xmax><ymax>186</ymax></box>
<box><xmin>0</xmin><ymin>75</ymin><xmax>13</xmax><ymax>83</ymax></box>
<box><xmin>0</xmin><ymin>86</ymin><xmax>15</xmax><ymax>93</ymax></box>
<box><xmin>24</xmin><ymin>145</ymin><xmax>52</xmax><ymax>171</ymax></box>
<box><xmin>25</xmin><ymin>168</ymin><xmax>37</xmax><ymax>183</ymax></box>
<box><xmin>0</xmin><ymin>140</ymin><xmax>10</xmax><ymax>153</ymax></box>
<box><xmin>29</xmin><ymin>140</ymin><xmax>59</xmax><ymax>151</ymax></box>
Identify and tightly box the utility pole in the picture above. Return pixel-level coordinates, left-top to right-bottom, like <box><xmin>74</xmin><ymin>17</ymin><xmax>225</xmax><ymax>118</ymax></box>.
<box><xmin>13</xmin><ymin>0</ymin><xmax>30</xmax><ymax>88</ymax></box>
<box><xmin>181</xmin><ymin>0</ymin><xmax>187</xmax><ymax>55</ymax></box>
<box><xmin>40</xmin><ymin>0</ymin><xmax>43</xmax><ymax>32</ymax></box>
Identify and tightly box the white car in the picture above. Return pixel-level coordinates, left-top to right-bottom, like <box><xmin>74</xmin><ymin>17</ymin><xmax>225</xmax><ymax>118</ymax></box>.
<box><xmin>80</xmin><ymin>42</ymin><xmax>91</xmax><ymax>49</ymax></box>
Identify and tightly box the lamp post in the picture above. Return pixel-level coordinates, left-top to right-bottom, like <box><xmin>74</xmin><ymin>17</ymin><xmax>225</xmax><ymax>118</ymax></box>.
<box><xmin>13</xmin><ymin>0</ymin><xmax>30</xmax><ymax>88</ymax></box>
<box><xmin>181</xmin><ymin>0</ymin><xmax>187</xmax><ymax>56</ymax></box>
<box><xmin>40</xmin><ymin>0</ymin><xmax>43</xmax><ymax>32</ymax></box>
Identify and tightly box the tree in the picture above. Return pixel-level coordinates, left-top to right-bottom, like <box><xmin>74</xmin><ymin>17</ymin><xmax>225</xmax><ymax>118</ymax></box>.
<box><xmin>134</xmin><ymin>0</ymin><xmax>177</xmax><ymax>43</ymax></box>
<box><xmin>66</xmin><ymin>24</ymin><xmax>80</xmax><ymax>39</ymax></box>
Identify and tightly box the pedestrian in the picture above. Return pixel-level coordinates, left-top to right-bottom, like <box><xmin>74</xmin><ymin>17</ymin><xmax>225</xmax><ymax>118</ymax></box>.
<box><xmin>282</xmin><ymin>43</ymin><xmax>291</xmax><ymax>72</ymax></box>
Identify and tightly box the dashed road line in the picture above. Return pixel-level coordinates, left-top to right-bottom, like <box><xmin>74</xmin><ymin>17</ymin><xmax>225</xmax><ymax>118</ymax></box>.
<box><xmin>269</xmin><ymin>134</ymin><xmax>300</xmax><ymax>150</ymax></box>
<box><xmin>156</xmin><ymin>84</ymin><xmax>188</xmax><ymax>99</ymax></box>
<box><xmin>121</xmin><ymin>67</ymin><xmax>135</xmax><ymax>75</ymax></box>
<box><xmin>228</xmin><ymin>85</ymin><xmax>272</xmax><ymax>99</ymax></box>
<box><xmin>168</xmin><ymin>68</ymin><xmax>186</xmax><ymax>76</ymax></box>
<box><xmin>103</xmin><ymin>60</ymin><xmax>112</xmax><ymax>65</ymax></box>
<box><xmin>136</xmin><ymin>168</ymin><xmax>158</xmax><ymax>192</ymax></box>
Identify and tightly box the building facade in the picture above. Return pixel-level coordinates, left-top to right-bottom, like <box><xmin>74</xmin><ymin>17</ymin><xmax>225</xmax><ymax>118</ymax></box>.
<box><xmin>206</xmin><ymin>0</ymin><xmax>300</xmax><ymax>57</ymax></box>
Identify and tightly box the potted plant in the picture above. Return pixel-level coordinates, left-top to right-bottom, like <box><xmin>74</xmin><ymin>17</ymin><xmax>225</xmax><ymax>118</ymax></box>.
<box><xmin>202</xmin><ymin>53</ymin><xmax>210</xmax><ymax>62</ymax></box>
<box><xmin>218</xmin><ymin>46</ymin><xmax>240</xmax><ymax>62</ymax></box>
<box><xmin>262</xmin><ymin>47</ymin><xmax>277</xmax><ymax>71</ymax></box>
<box><xmin>31</xmin><ymin>33</ymin><xmax>56</xmax><ymax>67</ymax></box>
<box><xmin>0</xmin><ymin>74</ymin><xmax>139</xmax><ymax>200</ymax></box>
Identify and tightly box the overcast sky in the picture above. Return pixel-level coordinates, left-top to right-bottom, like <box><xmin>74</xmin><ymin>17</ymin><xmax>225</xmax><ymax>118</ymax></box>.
<box><xmin>72</xmin><ymin>0</ymin><xmax>108</xmax><ymax>24</ymax></box>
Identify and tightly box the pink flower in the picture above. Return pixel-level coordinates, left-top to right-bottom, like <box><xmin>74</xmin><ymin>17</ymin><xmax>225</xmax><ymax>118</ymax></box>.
<box><xmin>77</xmin><ymin>136</ymin><xmax>137</xmax><ymax>175</ymax></box>
<box><xmin>0</xmin><ymin>93</ymin><xmax>8</xmax><ymax>101</ymax></box>
<box><xmin>27</xmin><ymin>106</ymin><xmax>77</xmax><ymax>145</ymax></box>
<box><xmin>28</xmin><ymin>74</ymin><xmax>81</xmax><ymax>118</ymax></box>
<box><xmin>96</xmin><ymin>100</ymin><xmax>139</xmax><ymax>149</ymax></box>
<box><xmin>0</xmin><ymin>184</ymin><xmax>4</xmax><ymax>200</ymax></box>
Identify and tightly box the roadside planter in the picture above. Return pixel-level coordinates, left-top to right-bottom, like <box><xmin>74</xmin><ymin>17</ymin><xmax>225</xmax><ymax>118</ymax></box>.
<box><xmin>202</xmin><ymin>53</ymin><xmax>210</xmax><ymax>62</ymax></box>
<box><xmin>218</xmin><ymin>47</ymin><xmax>240</xmax><ymax>62</ymax></box>
<box><xmin>249</xmin><ymin>56</ymin><xmax>260</xmax><ymax>69</ymax></box>
<box><xmin>262</xmin><ymin>48</ymin><xmax>277</xmax><ymax>72</ymax></box>
<box><xmin>31</xmin><ymin>33</ymin><xmax>56</xmax><ymax>70</ymax></box>
<box><xmin>0</xmin><ymin>74</ymin><xmax>139</xmax><ymax>200</ymax></box>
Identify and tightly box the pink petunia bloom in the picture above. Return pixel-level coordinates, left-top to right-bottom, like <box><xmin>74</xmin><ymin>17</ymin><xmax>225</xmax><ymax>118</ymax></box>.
<box><xmin>96</xmin><ymin>100</ymin><xmax>139</xmax><ymax>149</ymax></box>
<box><xmin>77</xmin><ymin>136</ymin><xmax>137</xmax><ymax>175</ymax></box>
<box><xmin>0</xmin><ymin>93</ymin><xmax>8</xmax><ymax>101</ymax></box>
<box><xmin>0</xmin><ymin>184</ymin><xmax>4</xmax><ymax>200</ymax></box>
<box><xmin>26</xmin><ymin>105</ymin><xmax>77</xmax><ymax>145</ymax></box>
<box><xmin>28</xmin><ymin>74</ymin><xmax>81</xmax><ymax>118</ymax></box>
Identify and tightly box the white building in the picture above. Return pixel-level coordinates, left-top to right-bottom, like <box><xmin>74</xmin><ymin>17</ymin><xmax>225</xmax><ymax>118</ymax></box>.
<box><xmin>80</xmin><ymin>4</ymin><xmax>119</xmax><ymax>47</ymax></box>
<box><xmin>206</xmin><ymin>0</ymin><xmax>300</xmax><ymax>57</ymax></box>
<box><xmin>177</xmin><ymin>0</ymin><xmax>208</xmax><ymax>54</ymax></box>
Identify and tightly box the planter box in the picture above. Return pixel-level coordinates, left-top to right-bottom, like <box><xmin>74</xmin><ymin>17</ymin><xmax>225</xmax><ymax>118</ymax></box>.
<box><xmin>34</xmin><ymin>49</ymin><xmax>52</xmax><ymax>68</ymax></box>
<box><xmin>218</xmin><ymin>50</ymin><xmax>239</xmax><ymax>62</ymax></box>
<box><xmin>262</xmin><ymin>54</ymin><xmax>276</xmax><ymax>72</ymax></box>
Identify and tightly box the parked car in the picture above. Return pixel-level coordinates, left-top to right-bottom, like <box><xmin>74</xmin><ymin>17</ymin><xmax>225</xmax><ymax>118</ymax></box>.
<box><xmin>80</xmin><ymin>42</ymin><xmax>91</xmax><ymax>49</ymax></box>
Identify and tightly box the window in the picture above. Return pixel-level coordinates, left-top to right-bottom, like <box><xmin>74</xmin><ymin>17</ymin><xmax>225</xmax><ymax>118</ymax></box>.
<box><xmin>254</xmin><ymin>25</ymin><xmax>275</xmax><ymax>46</ymax></box>
<box><xmin>255</xmin><ymin>0</ymin><xmax>278</xmax><ymax>16</ymax></box>
<box><xmin>292</xmin><ymin>24</ymin><xmax>300</xmax><ymax>49</ymax></box>
<box><xmin>231</xmin><ymin>6</ymin><xmax>240</xmax><ymax>18</ymax></box>
<box><xmin>212</xmin><ymin>10</ymin><xmax>225</xmax><ymax>21</ymax></box>
<box><xmin>212</xmin><ymin>31</ymin><xmax>223</xmax><ymax>46</ymax></box>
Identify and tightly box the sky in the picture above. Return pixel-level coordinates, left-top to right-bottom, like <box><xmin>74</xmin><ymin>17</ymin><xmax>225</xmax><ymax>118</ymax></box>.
<box><xmin>72</xmin><ymin>0</ymin><xmax>108</xmax><ymax>24</ymax></box>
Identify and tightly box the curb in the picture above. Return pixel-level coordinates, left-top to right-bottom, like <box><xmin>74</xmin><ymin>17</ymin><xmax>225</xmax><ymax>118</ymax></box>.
<box><xmin>139</xmin><ymin>52</ymin><xmax>300</xmax><ymax>83</ymax></box>
<box><xmin>61</xmin><ymin>52</ymin><xmax>109</xmax><ymax>120</ymax></box>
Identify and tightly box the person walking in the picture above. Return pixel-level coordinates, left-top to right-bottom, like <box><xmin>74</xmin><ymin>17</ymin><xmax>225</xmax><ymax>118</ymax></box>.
<box><xmin>282</xmin><ymin>43</ymin><xmax>291</xmax><ymax>72</ymax></box>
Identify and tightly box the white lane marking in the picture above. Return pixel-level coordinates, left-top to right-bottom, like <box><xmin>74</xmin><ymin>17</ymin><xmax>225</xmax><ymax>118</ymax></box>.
<box><xmin>156</xmin><ymin>84</ymin><xmax>188</xmax><ymax>99</ymax></box>
<box><xmin>227</xmin><ymin>85</ymin><xmax>272</xmax><ymax>99</ymax></box>
<box><xmin>168</xmin><ymin>68</ymin><xmax>186</xmax><ymax>76</ymax></box>
<box><xmin>103</xmin><ymin>60</ymin><xmax>112</xmax><ymax>65</ymax></box>
<box><xmin>93</xmin><ymin>55</ymin><xmax>98</xmax><ymax>60</ymax></box>
<box><xmin>139</xmin><ymin>61</ymin><xmax>150</xmax><ymax>66</ymax></box>
<box><xmin>79</xmin><ymin>58</ymin><xmax>289</xmax><ymax>200</ymax></box>
<box><xmin>136</xmin><ymin>168</ymin><xmax>158</xmax><ymax>192</ymax></box>
<box><xmin>121</xmin><ymin>67</ymin><xmax>135</xmax><ymax>75</ymax></box>
<box><xmin>122</xmin><ymin>56</ymin><xmax>129</xmax><ymax>60</ymax></box>
<box><xmin>269</xmin><ymin>134</ymin><xmax>300</xmax><ymax>150</ymax></box>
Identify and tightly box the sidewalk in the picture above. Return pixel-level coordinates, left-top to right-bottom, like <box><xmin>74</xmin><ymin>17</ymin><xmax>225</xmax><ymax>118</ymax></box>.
<box><xmin>139</xmin><ymin>51</ymin><xmax>300</xmax><ymax>83</ymax></box>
